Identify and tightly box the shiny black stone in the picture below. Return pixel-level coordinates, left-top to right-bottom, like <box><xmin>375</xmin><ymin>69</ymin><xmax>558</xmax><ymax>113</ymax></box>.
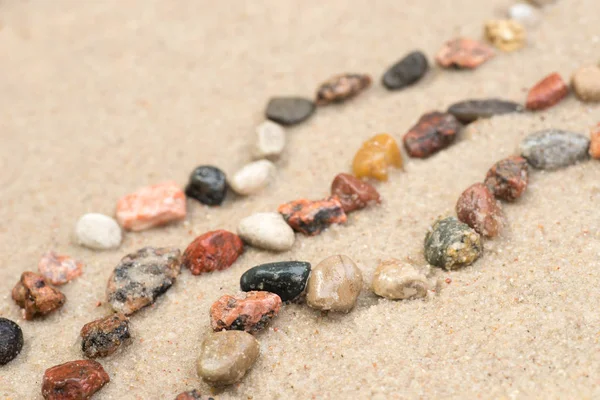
<box><xmin>0</xmin><ymin>318</ymin><xmax>24</xmax><ymax>365</ymax></box>
<box><xmin>265</xmin><ymin>97</ymin><xmax>316</xmax><ymax>126</ymax></box>
<box><xmin>185</xmin><ymin>165</ymin><xmax>227</xmax><ymax>206</ymax></box>
<box><xmin>240</xmin><ymin>261</ymin><xmax>311</xmax><ymax>302</ymax></box>
<box><xmin>447</xmin><ymin>99</ymin><xmax>523</xmax><ymax>124</ymax></box>
<box><xmin>382</xmin><ymin>51</ymin><xmax>429</xmax><ymax>90</ymax></box>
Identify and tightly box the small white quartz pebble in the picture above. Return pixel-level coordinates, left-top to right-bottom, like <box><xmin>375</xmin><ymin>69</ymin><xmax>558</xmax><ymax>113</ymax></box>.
<box><xmin>253</xmin><ymin>121</ymin><xmax>286</xmax><ymax>160</ymax></box>
<box><xmin>508</xmin><ymin>3</ymin><xmax>540</xmax><ymax>26</ymax></box>
<box><xmin>237</xmin><ymin>212</ymin><xmax>295</xmax><ymax>252</ymax></box>
<box><xmin>229</xmin><ymin>160</ymin><xmax>276</xmax><ymax>195</ymax></box>
<box><xmin>75</xmin><ymin>213</ymin><xmax>122</xmax><ymax>250</ymax></box>
<box><xmin>372</xmin><ymin>260</ymin><xmax>429</xmax><ymax>300</ymax></box>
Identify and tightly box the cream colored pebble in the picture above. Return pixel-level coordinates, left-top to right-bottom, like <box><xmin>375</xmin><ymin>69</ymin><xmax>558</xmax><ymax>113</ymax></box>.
<box><xmin>372</xmin><ymin>260</ymin><xmax>429</xmax><ymax>300</ymax></box>
<box><xmin>253</xmin><ymin>120</ymin><xmax>286</xmax><ymax>160</ymax></box>
<box><xmin>75</xmin><ymin>213</ymin><xmax>122</xmax><ymax>250</ymax></box>
<box><xmin>237</xmin><ymin>212</ymin><xmax>295</xmax><ymax>252</ymax></box>
<box><xmin>307</xmin><ymin>255</ymin><xmax>363</xmax><ymax>313</ymax></box>
<box><xmin>229</xmin><ymin>160</ymin><xmax>276</xmax><ymax>195</ymax></box>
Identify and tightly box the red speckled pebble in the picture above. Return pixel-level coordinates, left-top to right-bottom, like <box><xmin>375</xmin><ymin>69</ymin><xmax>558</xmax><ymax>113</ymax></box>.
<box><xmin>182</xmin><ymin>230</ymin><xmax>244</xmax><ymax>275</ymax></box>
<box><xmin>42</xmin><ymin>360</ymin><xmax>109</xmax><ymax>400</ymax></box>
<box><xmin>330</xmin><ymin>173</ymin><xmax>381</xmax><ymax>212</ymax></box>
<box><xmin>278</xmin><ymin>196</ymin><xmax>347</xmax><ymax>236</ymax></box>
<box><xmin>210</xmin><ymin>291</ymin><xmax>282</xmax><ymax>333</ymax></box>
<box><xmin>38</xmin><ymin>251</ymin><xmax>84</xmax><ymax>286</ymax></box>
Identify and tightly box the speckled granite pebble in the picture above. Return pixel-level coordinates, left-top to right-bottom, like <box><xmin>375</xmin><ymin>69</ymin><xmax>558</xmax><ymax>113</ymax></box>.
<box><xmin>424</xmin><ymin>217</ymin><xmax>483</xmax><ymax>270</ymax></box>
<box><xmin>520</xmin><ymin>129</ymin><xmax>590</xmax><ymax>170</ymax></box>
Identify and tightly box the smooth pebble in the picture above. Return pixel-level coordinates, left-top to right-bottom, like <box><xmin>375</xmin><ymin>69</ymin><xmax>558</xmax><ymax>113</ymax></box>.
<box><xmin>253</xmin><ymin>121</ymin><xmax>286</xmax><ymax>160</ymax></box>
<box><xmin>508</xmin><ymin>3</ymin><xmax>540</xmax><ymax>26</ymax></box>
<box><xmin>520</xmin><ymin>129</ymin><xmax>590</xmax><ymax>170</ymax></box>
<box><xmin>229</xmin><ymin>160</ymin><xmax>276</xmax><ymax>195</ymax></box>
<box><xmin>237</xmin><ymin>212</ymin><xmax>295</xmax><ymax>252</ymax></box>
<box><xmin>382</xmin><ymin>50</ymin><xmax>429</xmax><ymax>90</ymax></box>
<box><xmin>372</xmin><ymin>260</ymin><xmax>429</xmax><ymax>300</ymax></box>
<box><xmin>75</xmin><ymin>213</ymin><xmax>122</xmax><ymax>250</ymax></box>
<box><xmin>306</xmin><ymin>255</ymin><xmax>362</xmax><ymax>313</ymax></box>
<box><xmin>240</xmin><ymin>261</ymin><xmax>311</xmax><ymax>302</ymax></box>
<box><xmin>0</xmin><ymin>318</ymin><xmax>24</xmax><ymax>365</ymax></box>
<box><xmin>571</xmin><ymin>65</ymin><xmax>600</xmax><ymax>102</ymax></box>
<box><xmin>265</xmin><ymin>97</ymin><xmax>315</xmax><ymax>126</ymax></box>
<box><xmin>185</xmin><ymin>165</ymin><xmax>228</xmax><ymax>206</ymax></box>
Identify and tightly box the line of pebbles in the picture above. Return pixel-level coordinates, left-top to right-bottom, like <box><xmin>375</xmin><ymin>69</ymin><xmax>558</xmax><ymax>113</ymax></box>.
<box><xmin>1</xmin><ymin>1</ymin><xmax>600</xmax><ymax>398</ymax></box>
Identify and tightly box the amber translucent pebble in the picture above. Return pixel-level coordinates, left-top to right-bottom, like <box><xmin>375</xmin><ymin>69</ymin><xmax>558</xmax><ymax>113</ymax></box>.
<box><xmin>352</xmin><ymin>134</ymin><xmax>402</xmax><ymax>181</ymax></box>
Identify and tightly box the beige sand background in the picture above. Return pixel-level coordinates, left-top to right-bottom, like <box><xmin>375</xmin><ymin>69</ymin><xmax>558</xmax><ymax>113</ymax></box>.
<box><xmin>1</xmin><ymin>0</ymin><xmax>599</xmax><ymax>398</ymax></box>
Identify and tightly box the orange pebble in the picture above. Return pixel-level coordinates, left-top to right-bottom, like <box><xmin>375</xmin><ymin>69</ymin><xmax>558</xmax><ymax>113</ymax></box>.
<box><xmin>590</xmin><ymin>123</ymin><xmax>600</xmax><ymax>159</ymax></box>
<box><xmin>352</xmin><ymin>133</ymin><xmax>402</xmax><ymax>181</ymax></box>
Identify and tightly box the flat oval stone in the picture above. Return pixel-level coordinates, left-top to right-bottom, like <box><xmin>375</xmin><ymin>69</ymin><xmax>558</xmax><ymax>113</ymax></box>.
<box><xmin>456</xmin><ymin>183</ymin><xmax>505</xmax><ymax>237</ymax></box>
<box><xmin>253</xmin><ymin>120</ymin><xmax>286</xmax><ymax>160</ymax></box>
<box><xmin>240</xmin><ymin>261</ymin><xmax>311</xmax><ymax>302</ymax></box>
<box><xmin>182</xmin><ymin>230</ymin><xmax>244</xmax><ymax>275</ymax></box>
<box><xmin>372</xmin><ymin>260</ymin><xmax>429</xmax><ymax>300</ymax></box>
<box><xmin>435</xmin><ymin>38</ymin><xmax>495</xmax><ymax>69</ymax></box>
<box><xmin>526</xmin><ymin>73</ymin><xmax>569</xmax><ymax>111</ymax></box>
<box><xmin>484</xmin><ymin>156</ymin><xmax>529</xmax><ymax>201</ymax></box>
<box><xmin>520</xmin><ymin>129</ymin><xmax>590</xmax><ymax>170</ymax></box>
<box><xmin>185</xmin><ymin>165</ymin><xmax>228</xmax><ymax>206</ymax></box>
<box><xmin>237</xmin><ymin>212</ymin><xmax>295</xmax><ymax>252</ymax></box>
<box><xmin>0</xmin><ymin>318</ymin><xmax>24</xmax><ymax>365</ymax></box>
<box><xmin>42</xmin><ymin>360</ymin><xmax>110</xmax><ymax>399</ymax></box>
<box><xmin>306</xmin><ymin>255</ymin><xmax>362</xmax><ymax>313</ymax></box>
<box><xmin>265</xmin><ymin>97</ymin><xmax>315</xmax><ymax>126</ymax></box>
<box><xmin>447</xmin><ymin>99</ymin><xmax>523</xmax><ymax>124</ymax></box>
<box><xmin>424</xmin><ymin>217</ymin><xmax>483</xmax><ymax>270</ymax></box>
<box><xmin>229</xmin><ymin>160</ymin><xmax>276</xmax><ymax>195</ymax></box>
<box><xmin>403</xmin><ymin>112</ymin><xmax>461</xmax><ymax>158</ymax></box>
<box><xmin>197</xmin><ymin>331</ymin><xmax>259</xmax><ymax>387</ymax></box>
<box><xmin>210</xmin><ymin>291</ymin><xmax>282</xmax><ymax>333</ymax></box>
<box><xmin>75</xmin><ymin>213</ymin><xmax>122</xmax><ymax>250</ymax></box>
<box><xmin>382</xmin><ymin>51</ymin><xmax>429</xmax><ymax>90</ymax></box>
<box><xmin>315</xmin><ymin>73</ymin><xmax>372</xmax><ymax>105</ymax></box>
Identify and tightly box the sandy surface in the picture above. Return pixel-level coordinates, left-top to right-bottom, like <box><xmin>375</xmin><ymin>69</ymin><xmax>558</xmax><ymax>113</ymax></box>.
<box><xmin>1</xmin><ymin>0</ymin><xmax>599</xmax><ymax>399</ymax></box>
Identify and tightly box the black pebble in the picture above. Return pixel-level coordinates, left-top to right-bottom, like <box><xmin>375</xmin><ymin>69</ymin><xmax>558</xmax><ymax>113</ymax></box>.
<box><xmin>185</xmin><ymin>165</ymin><xmax>227</xmax><ymax>206</ymax></box>
<box><xmin>447</xmin><ymin>99</ymin><xmax>523</xmax><ymax>124</ymax></box>
<box><xmin>0</xmin><ymin>318</ymin><xmax>24</xmax><ymax>365</ymax></box>
<box><xmin>265</xmin><ymin>97</ymin><xmax>316</xmax><ymax>126</ymax></box>
<box><xmin>382</xmin><ymin>51</ymin><xmax>429</xmax><ymax>90</ymax></box>
<box><xmin>240</xmin><ymin>261</ymin><xmax>311</xmax><ymax>302</ymax></box>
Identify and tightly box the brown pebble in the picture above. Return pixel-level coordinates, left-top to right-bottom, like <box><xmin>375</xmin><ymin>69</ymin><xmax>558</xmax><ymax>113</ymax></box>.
<box><xmin>182</xmin><ymin>230</ymin><xmax>244</xmax><ymax>275</ymax></box>
<box><xmin>12</xmin><ymin>272</ymin><xmax>66</xmax><ymax>320</ymax></box>
<box><xmin>278</xmin><ymin>196</ymin><xmax>347</xmax><ymax>236</ymax></box>
<box><xmin>42</xmin><ymin>360</ymin><xmax>110</xmax><ymax>400</ymax></box>
<box><xmin>330</xmin><ymin>173</ymin><xmax>381</xmax><ymax>213</ymax></box>
<box><xmin>571</xmin><ymin>65</ymin><xmax>600</xmax><ymax>102</ymax></box>
<box><xmin>38</xmin><ymin>251</ymin><xmax>84</xmax><ymax>286</ymax></box>
<box><xmin>435</xmin><ymin>38</ymin><xmax>495</xmax><ymax>69</ymax></box>
<box><xmin>590</xmin><ymin>123</ymin><xmax>600</xmax><ymax>159</ymax></box>
<box><xmin>403</xmin><ymin>111</ymin><xmax>462</xmax><ymax>158</ymax></box>
<box><xmin>80</xmin><ymin>313</ymin><xmax>131</xmax><ymax>358</ymax></box>
<box><xmin>306</xmin><ymin>255</ymin><xmax>363</xmax><ymax>313</ymax></box>
<box><xmin>484</xmin><ymin>156</ymin><xmax>529</xmax><ymax>201</ymax></box>
<box><xmin>456</xmin><ymin>183</ymin><xmax>505</xmax><ymax>237</ymax></box>
<box><xmin>210</xmin><ymin>291</ymin><xmax>282</xmax><ymax>333</ymax></box>
<box><xmin>175</xmin><ymin>390</ymin><xmax>215</xmax><ymax>400</ymax></box>
<box><xmin>526</xmin><ymin>72</ymin><xmax>569</xmax><ymax>110</ymax></box>
<box><xmin>315</xmin><ymin>73</ymin><xmax>372</xmax><ymax>105</ymax></box>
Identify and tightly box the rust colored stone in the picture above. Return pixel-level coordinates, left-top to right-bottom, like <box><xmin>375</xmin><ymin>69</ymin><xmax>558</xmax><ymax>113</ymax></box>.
<box><xmin>210</xmin><ymin>291</ymin><xmax>282</xmax><ymax>333</ymax></box>
<box><xmin>330</xmin><ymin>173</ymin><xmax>381</xmax><ymax>212</ymax></box>
<box><xmin>435</xmin><ymin>38</ymin><xmax>495</xmax><ymax>69</ymax></box>
<box><xmin>456</xmin><ymin>183</ymin><xmax>505</xmax><ymax>237</ymax></box>
<box><xmin>403</xmin><ymin>111</ymin><xmax>462</xmax><ymax>158</ymax></box>
<box><xmin>315</xmin><ymin>73</ymin><xmax>372</xmax><ymax>105</ymax></box>
<box><xmin>38</xmin><ymin>251</ymin><xmax>84</xmax><ymax>286</ymax></box>
<box><xmin>175</xmin><ymin>390</ymin><xmax>215</xmax><ymax>400</ymax></box>
<box><xmin>80</xmin><ymin>313</ymin><xmax>131</xmax><ymax>358</ymax></box>
<box><xmin>42</xmin><ymin>359</ymin><xmax>109</xmax><ymax>400</ymax></box>
<box><xmin>12</xmin><ymin>272</ymin><xmax>66</xmax><ymax>320</ymax></box>
<box><xmin>278</xmin><ymin>196</ymin><xmax>347</xmax><ymax>236</ymax></box>
<box><xmin>484</xmin><ymin>156</ymin><xmax>529</xmax><ymax>201</ymax></box>
<box><xmin>525</xmin><ymin>72</ymin><xmax>569</xmax><ymax>111</ymax></box>
<box><xmin>589</xmin><ymin>123</ymin><xmax>600</xmax><ymax>159</ymax></box>
<box><xmin>352</xmin><ymin>133</ymin><xmax>403</xmax><ymax>181</ymax></box>
<box><xmin>182</xmin><ymin>230</ymin><xmax>244</xmax><ymax>275</ymax></box>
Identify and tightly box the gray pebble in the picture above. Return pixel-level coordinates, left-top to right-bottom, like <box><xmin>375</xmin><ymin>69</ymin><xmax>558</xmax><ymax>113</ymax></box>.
<box><xmin>424</xmin><ymin>217</ymin><xmax>483</xmax><ymax>270</ymax></box>
<box><xmin>265</xmin><ymin>97</ymin><xmax>315</xmax><ymax>126</ymax></box>
<box><xmin>382</xmin><ymin>51</ymin><xmax>429</xmax><ymax>90</ymax></box>
<box><xmin>520</xmin><ymin>129</ymin><xmax>590</xmax><ymax>170</ymax></box>
<box><xmin>447</xmin><ymin>98</ymin><xmax>523</xmax><ymax>124</ymax></box>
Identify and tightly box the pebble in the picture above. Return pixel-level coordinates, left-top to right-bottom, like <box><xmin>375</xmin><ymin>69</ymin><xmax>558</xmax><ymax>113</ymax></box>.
<box><xmin>382</xmin><ymin>51</ymin><xmax>429</xmax><ymax>91</ymax></box>
<box><xmin>526</xmin><ymin>72</ymin><xmax>569</xmax><ymax>111</ymax></box>
<box><xmin>237</xmin><ymin>212</ymin><xmax>295</xmax><ymax>252</ymax></box>
<box><xmin>37</xmin><ymin>251</ymin><xmax>84</xmax><ymax>286</ymax></box>
<box><xmin>265</xmin><ymin>96</ymin><xmax>315</xmax><ymax>126</ymax></box>
<box><xmin>42</xmin><ymin>360</ymin><xmax>110</xmax><ymax>400</ymax></box>
<box><xmin>508</xmin><ymin>3</ymin><xmax>540</xmax><ymax>26</ymax></box>
<box><xmin>571</xmin><ymin>65</ymin><xmax>600</xmax><ymax>102</ymax></box>
<box><xmin>240</xmin><ymin>261</ymin><xmax>311</xmax><ymax>302</ymax></box>
<box><xmin>352</xmin><ymin>133</ymin><xmax>403</xmax><ymax>181</ymax></box>
<box><xmin>0</xmin><ymin>318</ymin><xmax>24</xmax><ymax>365</ymax></box>
<box><xmin>278</xmin><ymin>196</ymin><xmax>347</xmax><ymax>236</ymax></box>
<box><xmin>484</xmin><ymin>156</ymin><xmax>529</xmax><ymax>201</ymax></box>
<box><xmin>253</xmin><ymin>120</ymin><xmax>286</xmax><ymax>160</ymax></box>
<box><xmin>330</xmin><ymin>173</ymin><xmax>381</xmax><ymax>212</ymax></box>
<box><xmin>182</xmin><ymin>230</ymin><xmax>244</xmax><ymax>275</ymax></box>
<box><xmin>197</xmin><ymin>331</ymin><xmax>260</xmax><ymax>386</ymax></box>
<box><xmin>80</xmin><ymin>313</ymin><xmax>131</xmax><ymax>358</ymax></box>
<box><xmin>185</xmin><ymin>165</ymin><xmax>228</xmax><ymax>206</ymax></box>
<box><xmin>590</xmin><ymin>123</ymin><xmax>600</xmax><ymax>159</ymax></box>
<box><xmin>424</xmin><ymin>217</ymin><xmax>483</xmax><ymax>270</ymax></box>
<box><xmin>403</xmin><ymin>111</ymin><xmax>461</xmax><ymax>158</ymax></box>
<box><xmin>371</xmin><ymin>260</ymin><xmax>429</xmax><ymax>300</ymax></box>
<box><xmin>520</xmin><ymin>129</ymin><xmax>590</xmax><ymax>170</ymax></box>
<box><xmin>175</xmin><ymin>390</ymin><xmax>215</xmax><ymax>400</ymax></box>
<box><xmin>435</xmin><ymin>38</ymin><xmax>495</xmax><ymax>69</ymax></box>
<box><xmin>106</xmin><ymin>247</ymin><xmax>181</xmax><ymax>315</ymax></box>
<box><xmin>210</xmin><ymin>291</ymin><xmax>282</xmax><ymax>333</ymax></box>
<box><xmin>306</xmin><ymin>255</ymin><xmax>363</xmax><ymax>313</ymax></box>
<box><xmin>315</xmin><ymin>73</ymin><xmax>372</xmax><ymax>105</ymax></box>
<box><xmin>116</xmin><ymin>181</ymin><xmax>186</xmax><ymax>231</ymax></box>
<box><xmin>447</xmin><ymin>98</ymin><xmax>523</xmax><ymax>124</ymax></box>
<box><xmin>75</xmin><ymin>213</ymin><xmax>122</xmax><ymax>250</ymax></box>
<box><xmin>456</xmin><ymin>183</ymin><xmax>505</xmax><ymax>237</ymax></box>
<box><xmin>228</xmin><ymin>160</ymin><xmax>276</xmax><ymax>195</ymax></box>
<box><xmin>12</xmin><ymin>272</ymin><xmax>66</xmax><ymax>320</ymax></box>
<box><xmin>484</xmin><ymin>19</ymin><xmax>526</xmax><ymax>52</ymax></box>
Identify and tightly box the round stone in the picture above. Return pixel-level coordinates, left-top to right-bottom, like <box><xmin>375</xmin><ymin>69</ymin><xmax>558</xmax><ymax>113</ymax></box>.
<box><xmin>229</xmin><ymin>160</ymin><xmax>276</xmax><ymax>195</ymax></box>
<box><xmin>571</xmin><ymin>65</ymin><xmax>600</xmax><ymax>102</ymax></box>
<box><xmin>382</xmin><ymin>50</ymin><xmax>429</xmax><ymax>91</ymax></box>
<box><xmin>237</xmin><ymin>212</ymin><xmax>295</xmax><ymax>252</ymax></box>
<box><xmin>0</xmin><ymin>318</ymin><xmax>24</xmax><ymax>365</ymax></box>
<box><xmin>447</xmin><ymin>98</ymin><xmax>523</xmax><ymax>124</ymax></box>
<box><xmin>265</xmin><ymin>97</ymin><xmax>316</xmax><ymax>126</ymax></box>
<box><xmin>306</xmin><ymin>255</ymin><xmax>363</xmax><ymax>313</ymax></box>
<box><xmin>508</xmin><ymin>3</ymin><xmax>540</xmax><ymax>26</ymax></box>
<box><xmin>253</xmin><ymin>121</ymin><xmax>286</xmax><ymax>161</ymax></box>
<box><xmin>240</xmin><ymin>261</ymin><xmax>311</xmax><ymax>302</ymax></box>
<box><xmin>372</xmin><ymin>260</ymin><xmax>429</xmax><ymax>300</ymax></box>
<box><xmin>424</xmin><ymin>217</ymin><xmax>483</xmax><ymax>270</ymax></box>
<box><xmin>520</xmin><ymin>129</ymin><xmax>590</xmax><ymax>170</ymax></box>
<box><xmin>185</xmin><ymin>165</ymin><xmax>227</xmax><ymax>206</ymax></box>
<box><xmin>75</xmin><ymin>213</ymin><xmax>122</xmax><ymax>250</ymax></box>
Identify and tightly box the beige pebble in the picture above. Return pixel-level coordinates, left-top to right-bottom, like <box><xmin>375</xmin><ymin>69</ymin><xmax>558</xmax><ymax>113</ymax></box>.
<box><xmin>197</xmin><ymin>330</ymin><xmax>260</xmax><ymax>386</ymax></box>
<box><xmin>571</xmin><ymin>65</ymin><xmax>600</xmax><ymax>102</ymax></box>
<box><xmin>484</xmin><ymin>19</ymin><xmax>526</xmax><ymax>52</ymax></box>
<box><xmin>253</xmin><ymin>121</ymin><xmax>286</xmax><ymax>160</ymax></box>
<box><xmin>507</xmin><ymin>3</ymin><xmax>540</xmax><ymax>26</ymax></box>
<box><xmin>306</xmin><ymin>255</ymin><xmax>363</xmax><ymax>313</ymax></box>
<box><xmin>237</xmin><ymin>212</ymin><xmax>295</xmax><ymax>252</ymax></box>
<box><xmin>372</xmin><ymin>260</ymin><xmax>429</xmax><ymax>300</ymax></box>
<box><xmin>228</xmin><ymin>160</ymin><xmax>276</xmax><ymax>195</ymax></box>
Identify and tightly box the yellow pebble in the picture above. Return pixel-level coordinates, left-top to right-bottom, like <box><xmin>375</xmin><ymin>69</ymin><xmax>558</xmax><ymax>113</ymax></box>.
<box><xmin>352</xmin><ymin>133</ymin><xmax>402</xmax><ymax>181</ymax></box>
<box><xmin>484</xmin><ymin>19</ymin><xmax>526</xmax><ymax>52</ymax></box>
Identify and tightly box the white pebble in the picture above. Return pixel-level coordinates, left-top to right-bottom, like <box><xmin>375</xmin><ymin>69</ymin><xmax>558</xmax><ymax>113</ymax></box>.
<box><xmin>237</xmin><ymin>212</ymin><xmax>295</xmax><ymax>252</ymax></box>
<box><xmin>372</xmin><ymin>260</ymin><xmax>429</xmax><ymax>300</ymax></box>
<box><xmin>508</xmin><ymin>3</ymin><xmax>540</xmax><ymax>26</ymax></box>
<box><xmin>253</xmin><ymin>121</ymin><xmax>286</xmax><ymax>160</ymax></box>
<box><xmin>229</xmin><ymin>160</ymin><xmax>276</xmax><ymax>195</ymax></box>
<box><xmin>75</xmin><ymin>213</ymin><xmax>122</xmax><ymax>250</ymax></box>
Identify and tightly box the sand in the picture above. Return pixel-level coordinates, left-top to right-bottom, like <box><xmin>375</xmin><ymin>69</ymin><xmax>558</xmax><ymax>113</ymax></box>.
<box><xmin>1</xmin><ymin>0</ymin><xmax>599</xmax><ymax>398</ymax></box>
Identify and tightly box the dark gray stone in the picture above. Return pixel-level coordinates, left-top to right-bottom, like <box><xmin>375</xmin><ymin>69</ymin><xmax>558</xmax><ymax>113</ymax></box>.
<box><xmin>520</xmin><ymin>129</ymin><xmax>590</xmax><ymax>170</ymax></box>
<box><xmin>185</xmin><ymin>165</ymin><xmax>227</xmax><ymax>206</ymax></box>
<box><xmin>447</xmin><ymin>98</ymin><xmax>523</xmax><ymax>123</ymax></box>
<box><xmin>240</xmin><ymin>261</ymin><xmax>311</xmax><ymax>302</ymax></box>
<box><xmin>424</xmin><ymin>217</ymin><xmax>483</xmax><ymax>270</ymax></box>
<box><xmin>0</xmin><ymin>318</ymin><xmax>23</xmax><ymax>365</ymax></box>
<box><xmin>265</xmin><ymin>97</ymin><xmax>315</xmax><ymax>126</ymax></box>
<box><xmin>382</xmin><ymin>51</ymin><xmax>429</xmax><ymax>90</ymax></box>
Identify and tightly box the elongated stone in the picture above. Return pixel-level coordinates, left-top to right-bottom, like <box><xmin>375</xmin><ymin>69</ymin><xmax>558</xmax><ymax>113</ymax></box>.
<box><xmin>484</xmin><ymin>156</ymin><xmax>529</xmax><ymax>201</ymax></box>
<box><xmin>182</xmin><ymin>230</ymin><xmax>244</xmax><ymax>275</ymax></box>
<box><xmin>520</xmin><ymin>129</ymin><xmax>590</xmax><ymax>170</ymax></box>
<box><xmin>526</xmin><ymin>73</ymin><xmax>568</xmax><ymax>111</ymax></box>
<box><xmin>278</xmin><ymin>197</ymin><xmax>347</xmax><ymax>236</ymax></box>
<box><xmin>237</xmin><ymin>212</ymin><xmax>295</xmax><ymax>252</ymax></box>
<box><xmin>185</xmin><ymin>165</ymin><xmax>228</xmax><ymax>206</ymax></box>
<box><xmin>315</xmin><ymin>73</ymin><xmax>371</xmax><ymax>105</ymax></box>
<box><xmin>403</xmin><ymin>112</ymin><xmax>461</xmax><ymax>158</ymax></box>
<box><xmin>306</xmin><ymin>255</ymin><xmax>362</xmax><ymax>312</ymax></box>
<box><xmin>447</xmin><ymin>99</ymin><xmax>523</xmax><ymax>124</ymax></box>
<box><xmin>424</xmin><ymin>217</ymin><xmax>483</xmax><ymax>270</ymax></box>
<box><xmin>382</xmin><ymin>51</ymin><xmax>429</xmax><ymax>90</ymax></box>
<box><xmin>12</xmin><ymin>272</ymin><xmax>66</xmax><ymax>320</ymax></box>
<box><xmin>372</xmin><ymin>260</ymin><xmax>429</xmax><ymax>300</ymax></box>
<box><xmin>0</xmin><ymin>318</ymin><xmax>24</xmax><ymax>365</ymax></box>
<box><xmin>265</xmin><ymin>97</ymin><xmax>315</xmax><ymax>126</ymax></box>
<box><xmin>42</xmin><ymin>360</ymin><xmax>109</xmax><ymax>400</ymax></box>
<box><xmin>456</xmin><ymin>183</ymin><xmax>505</xmax><ymax>237</ymax></box>
<box><xmin>210</xmin><ymin>291</ymin><xmax>282</xmax><ymax>333</ymax></box>
<box><xmin>435</xmin><ymin>38</ymin><xmax>495</xmax><ymax>69</ymax></box>
<box><xmin>240</xmin><ymin>261</ymin><xmax>311</xmax><ymax>302</ymax></box>
<box><xmin>80</xmin><ymin>313</ymin><xmax>131</xmax><ymax>358</ymax></box>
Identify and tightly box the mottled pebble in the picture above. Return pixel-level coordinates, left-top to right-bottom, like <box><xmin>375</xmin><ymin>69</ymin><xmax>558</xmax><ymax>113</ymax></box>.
<box><xmin>526</xmin><ymin>72</ymin><xmax>569</xmax><ymax>111</ymax></box>
<box><xmin>403</xmin><ymin>111</ymin><xmax>461</xmax><ymax>158</ymax></box>
<box><xmin>265</xmin><ymin>97</ymin><xmax>315</xmax><ymax>126</ymax></box>
<box><xmin>382</xmin><ymin>51</ymin><xmax>429</xmax><ymax>90</ymax></box>
<box><xmin>278</xmin><ymin>197</ymin><xmax>347</xmax><ymax>236</ymax></box>
<box><xmin>330</xmin><ymin>173</ymin><xmax>381</xmax><ymax>212</ymax></box>
<box><xmin>424</xmin><ymin>217</ymin><xmax>483</xmax><ymax>270</ymax></box>
<box><xmin>210</xmin><ymin>291</ymin><xmax>282</xmax><ymax>333</ymax></box>
<box><xmin>42</xmin><ymin>360</ymin><xmax>109</xmax><ymax>400</ymax></box>
<box><xmin>372</xmin><ymin>260</ymin><xmax>429</xmax><ymax>300</ymax></box>
<box><xmin>38</xmin><ymin>251</ymin><xmax>84</xmax><ymax>286</ymax></box>
<box><xmin>237</xmin><ymin>212</ymin><xmax>295</xmax><ymax>252</ymax></box>
<box><xmin>484</xmin><ymin>156</ymin><xmax>529</xmax><ymax>201</ymax></box>
<box><xmin>185</xmin><ymin>165</ymin><xmax>228</xmax><ymax>206</ymax></box>
<box><xmin>435</xmin><ymin>38</ymin><xmax>495</xmax><ymax>69</ymax></box>
<box><xmin>12</xmin><ymin>272</ymin><xmax>66</xmax><ymax>320</ymax></box>
<box><xmin>520</xmin><ymin>129</ymin><xmax>590</xmax><ymax>170</ymax></box>
<box><xmin>80</xmin><ymin>313</ymin><xmax>131</xmax><ymax>358</ymax></box>
<box><xmin>75</xmin><ymin>213</ymin><xmax>122</xmax><ymax>250</ymax></box>
<box><xmin>228</xmin><ymin>160</ymin><xmax>276</xmax><ymax>195</ymax></box>
<box><xmin>240</xmin><ymin>261</ymin><xmax>311</xmax><ymax>302</ymax></box>
<box><xmin>315</xmin><ymin>73</ymin><xmax>372</xmax><ymax>105</ymax></box>
<box><xmin>253</xmin><ymin>120</ymin><xmax>286</xmax><ymax>160</ymax></box>
<box><xmin>456</xmin><ymin>183</ymin><xmax>505</xmax><ymax>237</ymax></box>
<box><xmin>352</xmin><ymin>133</ymin><xmax>403</xmax><ymax>181</ymax></box>
<box><xmin>484</xmin><ymin>19</ymin><xmax>526</xmax><ymax>52</ymax></box>
<box><xmin>590</xmin><ymin>123</ymin><xmax>600</xmax><ymax>159</ymax></box>
<box><xmin>306</xmin><ymin>255</ymin><xmax>363</xmax><ymax>313</ymax></box>
<box><xmin>0</xmin><ymin>318</ymin><xmax>24</xmax><ymax>365</ymax></box>
<box><xmin>175</xmin><ymin>390</ymin><xmax>215</xmax><ymax>400</ymax></box>
<box><xmin>447</xmin><ymin>98</ymin><xmax>523</xmax><ymax>124</ymax></box>
<box><xmin>182</xmin><ymin>230</ymin><xmax>244</xmax><ymax>275</ymax></box>
<box><xmin>508</xmin><ymin>3</ymin><xmax>540</xmax><ymax>26</ymax></box>
<box><xmin>571</xmin><ymin>65</ymin><xmax>600</xmax><ymax>102</ymax></box>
